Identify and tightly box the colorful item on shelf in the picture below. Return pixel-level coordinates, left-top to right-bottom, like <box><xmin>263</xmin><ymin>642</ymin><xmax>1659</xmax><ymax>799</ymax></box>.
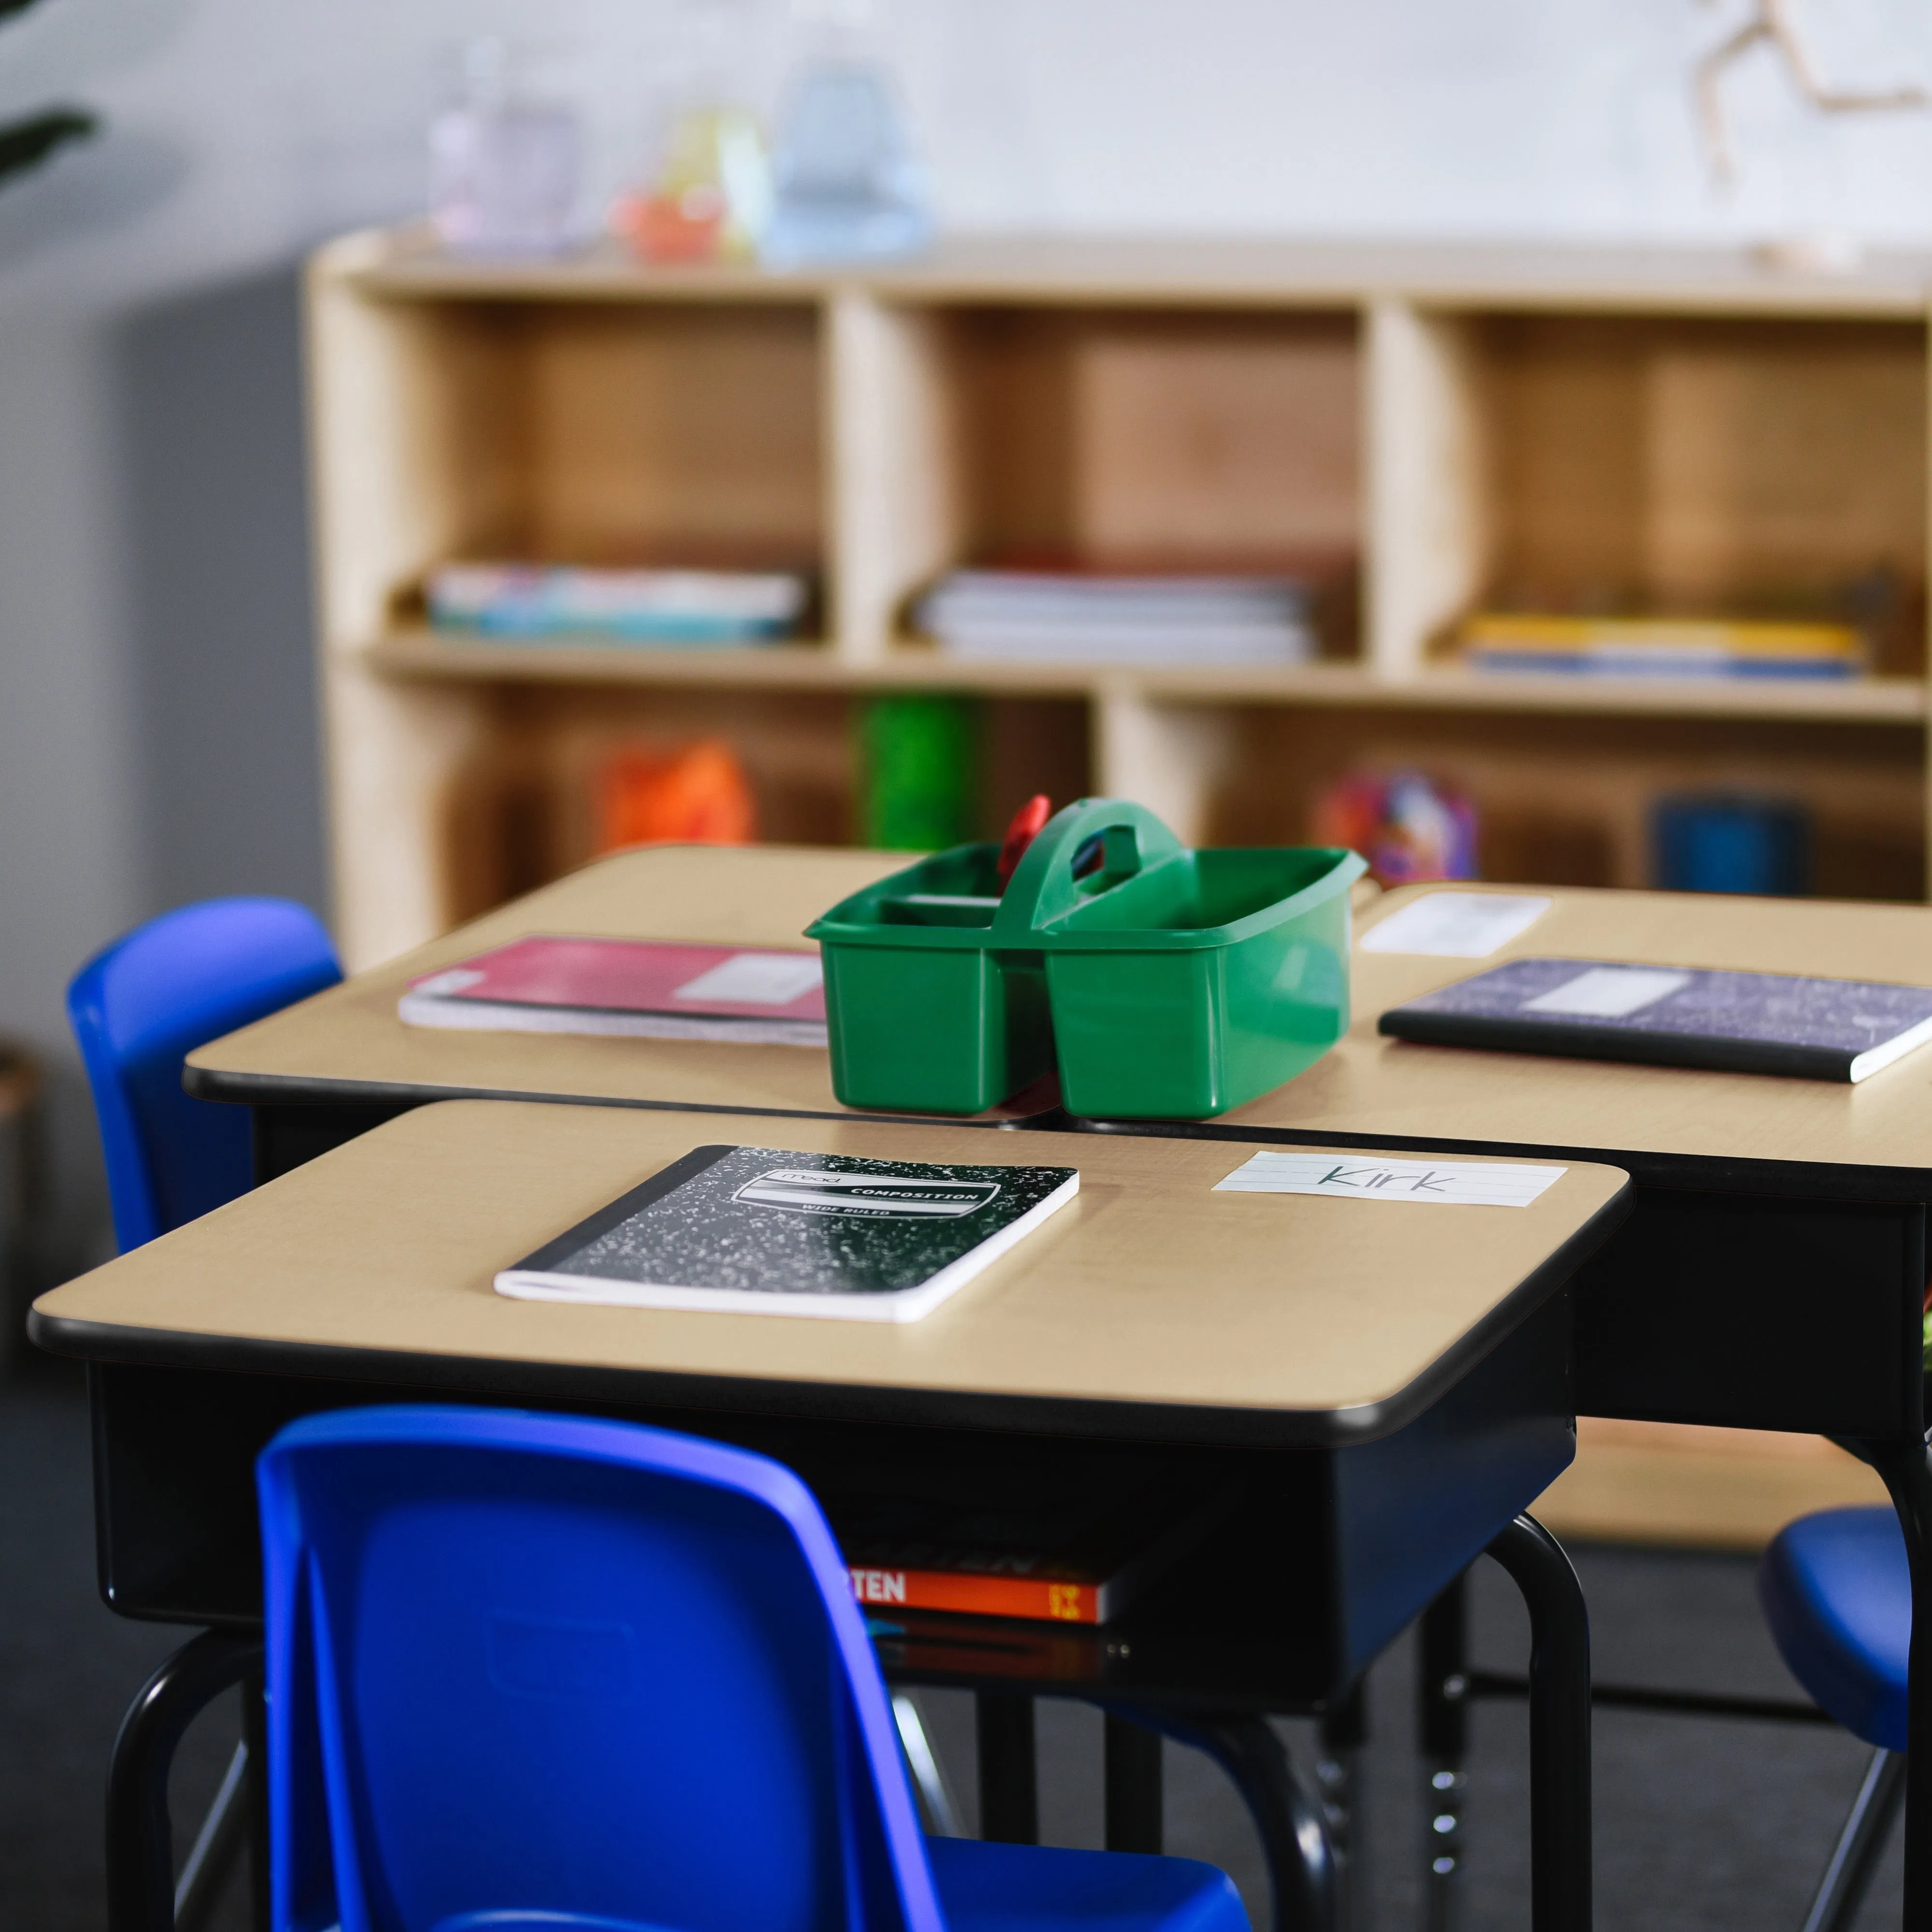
<box><xmin>761</xmin><ymin>0</ymin><xmax>930</xmax><ymax>267</ymax></box>
<box><xmin>914</xmin><ymin>569</ymin><xmax>1316</xmax><ymax>667</ymax></box>
<box><xmin>427</xmin><ymin>564</ymin><xmax>807</xmax><ymax>644</ymax></box>
<box><xmin>612</xmin><ymin>104</ymin><xmax>772</xmax><ymax>264</ymax></box>
<box><xmin>858</xmin><ymin>695</ymin><xmax>980</xmax><ymax>852</ymax></box>
<box><xmin>597</xmin><ymin>741</ymin><xmax>756</xmax><ymax>852</ymax></box>
<box><xmin>1460</xmin><ymin>613</ymin><xmax>1868</xmax><ymax>680</ymax></box>
<box><xmin>429</xmin><ymin>39</ymin><xmax>581</xmax><ymax>258</ymax></box>
<box><xmin>1651</xmin><ymin>793</ymin><xmax>1811</xmax><ymax>897</ymax></box>
<box><xmin>1312</xmin><ymin>771</ymin><xmax>1478</xmax><ymax>888</ymax></box>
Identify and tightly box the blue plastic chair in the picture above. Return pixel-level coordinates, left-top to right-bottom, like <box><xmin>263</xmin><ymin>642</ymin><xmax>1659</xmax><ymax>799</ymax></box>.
<box><xmin>68</xmin><ymin>896</ymin><xmax>341</xmax><ymax>1250</ymax></box>
<box><xmin>1759</xmin><ymin>1506</ymin><xmax>1911</xmax><ymax>1932</ymax></box>
<box><xmin>257</xmin><ymin>1405</ymin><xmax>1248</xmax><ymax>1932</ymax></box>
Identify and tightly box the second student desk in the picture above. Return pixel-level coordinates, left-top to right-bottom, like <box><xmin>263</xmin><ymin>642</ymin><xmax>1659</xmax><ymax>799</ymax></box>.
<box><xmin>1083</xmin><ymin>881</ymin><xmax>1932</xmax><ymax>1929</ymax></box>
<box><xmin>34</xmin><ymin>1103</ymin><xmax>1626</xmax><ymax>1932</ymax></box>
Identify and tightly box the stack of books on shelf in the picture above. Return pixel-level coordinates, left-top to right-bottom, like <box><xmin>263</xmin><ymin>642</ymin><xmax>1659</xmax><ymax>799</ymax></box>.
<box><xmin>913</xmin><ymin>568</ymin><xmax>1318</xmax><ymax>667</ymax></box>
<box><xmin>1458</xmin><ymin>613</ymin><xmax>1869</xmax><ymax>681</ymax></box>
<box><xmin>427</xmin><ymin>562</ymin><xmax>810</xmax><ymax>645</ymax></box>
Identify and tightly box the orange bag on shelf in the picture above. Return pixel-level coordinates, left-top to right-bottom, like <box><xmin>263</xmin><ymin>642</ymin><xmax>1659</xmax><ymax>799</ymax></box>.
<box><xmin>596</xmin><ymin>740</ymin><xmax>757</xmax><ymax>852</ymax></box>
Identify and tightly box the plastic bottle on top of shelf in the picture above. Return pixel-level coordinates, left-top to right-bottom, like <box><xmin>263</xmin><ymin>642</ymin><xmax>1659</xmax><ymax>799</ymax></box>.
<box><xmin>428</xmin><ymin>38</ymin><xmax>582</xmax><ymax>258</ymax></box>
<box><xmin>613</xmin><ymin>0</ymin><xmax>773</xmax><ymax>264</ymax></box>
<box><xmin>761</xmin><ymin>0</ymin><xmax>931</xmax><ymax>266</ymax></box>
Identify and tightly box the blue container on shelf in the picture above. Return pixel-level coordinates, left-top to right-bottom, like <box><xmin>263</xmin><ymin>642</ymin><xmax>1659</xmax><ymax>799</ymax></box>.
<box><xmin>1651</xmin><ymin>794</ymin><xmax>1811</xmax><ymax>897</ymax></box>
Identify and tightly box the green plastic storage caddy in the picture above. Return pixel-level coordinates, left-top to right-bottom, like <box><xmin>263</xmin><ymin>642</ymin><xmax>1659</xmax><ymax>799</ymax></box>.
<box><xmin>809</xmin><ymin>798</ymin><xmax>1366</xmax><ymax>1119</ymax></box>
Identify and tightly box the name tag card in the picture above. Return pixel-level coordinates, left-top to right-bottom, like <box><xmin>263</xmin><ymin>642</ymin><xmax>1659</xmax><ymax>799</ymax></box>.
<box><xmin>1360</xmin><ymin>892</ymin><xmax>1550</xmax><ymax>958</ymax></box>
<box><xmin>1214</xmin><ymin>1150</ymin><xmax>1566</xmax><ymax>1208</ymax></box>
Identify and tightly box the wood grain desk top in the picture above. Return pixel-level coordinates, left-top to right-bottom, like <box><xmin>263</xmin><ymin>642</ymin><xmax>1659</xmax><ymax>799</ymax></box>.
<box><xmin>1200</xmin><ymin>883</ymin><xmax>1932</xmax><ymax>1193</ymax></box>
<box><xmin>186</xmin><ymin>845</ymin><xmax>1048</xmax><ymax>1124</ymax></box>
<box><xmin>30</xmin><ymin>1101</ymin><xmax>1627</xmax><ymax>1446</ymax></box>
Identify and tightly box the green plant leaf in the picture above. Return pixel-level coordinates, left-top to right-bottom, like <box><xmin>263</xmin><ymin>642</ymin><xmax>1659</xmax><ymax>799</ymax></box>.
<box><xmin>0</xmin><ymin>108</ymin><xmax>97</xmax><ymax>188</ymax></box>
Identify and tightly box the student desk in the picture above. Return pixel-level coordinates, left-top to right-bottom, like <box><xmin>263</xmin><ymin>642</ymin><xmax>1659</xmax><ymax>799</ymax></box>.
<box><xmin>1085</xmin><ymin>881</ymin><xmax>1932</xmax><ymax>1927</ymax></box>
<box><xmin>185</xmin><ymin>845</ymin><xmax>1060</xmax><ymax>1175</ymax></box>
<box><xmin>33</xmin><ymin>1101</ymin><xmax>1628</xmax><ymax>1932</ymax></box>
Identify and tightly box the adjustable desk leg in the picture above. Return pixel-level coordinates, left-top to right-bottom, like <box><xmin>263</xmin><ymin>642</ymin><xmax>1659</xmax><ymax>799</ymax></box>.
<box><xmin>976</xmin><ymin>1692</ymin><xmax>1039</xmax><ymax>1844</ymax></box>
<box><xmin>1120</xmin><ymin>1704</ymin><xmax>1338</xmax><ymax>1932</ymax></box>
<box><xmin>1104</xmin><ymin>1710</ymin><xmax>1163</xmax><ymax>1852</ymax></box>
<box><xmin>1418</xmin><ymin>1575</ymin><xmax>1470</xmax><ymax>1932</ymax></box>
<box><xmin>1485</xmin><ymin>1515</ymin><xmax>1591</xmax><ymax>1932</ymax></box>
<box><xmin>241</xmin><ymin>1667</ymin><xmax>271</xmax><ymax>1930</ymax></box>
<box><xmin>1869</xmin><ymin>1438</ymin><xmax>1932</xmax><ymax>1932</ymax></box>
<box><xmin>1317</xmin><ymin>1680</ymin><xmax>1367</xmax><ymax>1932</ymax></box>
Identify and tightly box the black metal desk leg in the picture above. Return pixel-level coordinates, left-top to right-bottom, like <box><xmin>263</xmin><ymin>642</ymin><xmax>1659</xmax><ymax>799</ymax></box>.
<box><xmin>241</xmin><ymin>1666</ymin><xmax>272</xmax><ymax>1930</ymax></box>
<box><xmin>1128</xmin><ymin>1706</ymin><xmax>1338</xmax><ymax>1932</ymax></box>
<box><xmin>1317</xmin><ymin>1681</ymin><xmax>1367</xmax><ymax>1932</ymax></box>
<box><xmin>1419</xmin><ymin>1574</ymin><xmax>1471</xmax><ymax>1932</ymax></box>
<box><xmin>1869</xmin><ymin>1438</ymin><xmax>1932</xmax><ymax>1932</ymax></box>
<box><xmin>1105</xmin><ymin>1711</ymin><xmax>1163</xmax><ymax>1852</ymax></box>
<box><xmin>1485</xmin><ymin>1514</ymin><xmax>1591</xmax><ymax>1932</ymax></box>
<box><xmin>976</xmin><ymin>1692</ymin><xmax>1039</xmax><ymax>1844</ymax></box>
<box><xmin>106</xmin><ymin>1630</ymin><xmax>263</xmax><ymax>1932</ymax></box>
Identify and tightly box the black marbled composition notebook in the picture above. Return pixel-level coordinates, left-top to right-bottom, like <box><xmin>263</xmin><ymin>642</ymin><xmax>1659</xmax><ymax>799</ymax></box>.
<box><xmin>1379</xmin><ymin>958</ymin><xmax>1932</xmax><ymax>1083</ymax></box>
<box><xmin>495</xmin><ymin>1145</ymin><xmax>1079</xmax><ymax>1322</ymax></box>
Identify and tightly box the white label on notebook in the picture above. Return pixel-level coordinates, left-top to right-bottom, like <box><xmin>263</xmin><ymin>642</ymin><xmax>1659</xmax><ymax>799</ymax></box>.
<box><xmin>414</xmin><ymin>967</ymin><xmax>486</xmax><ymax>996</ymax></box>
<box><xmin>1359</xmin><ymin>893</ymin><xmax>1551</xmax><ymax>959</ymax></box>
<box><xmin>1214</xmin><ymin>1150</ymin><xmax>1566</xmax><ymax>1208</ymax></box>
<box><xmin>672</xmin><ymin>953</ymin><xmax>824</xmax><ymax>1006</ymax></box>
<box><xmin>1521</xmin><ymin>966</ymin><xmax>1690</xmax><ymax>1019</ymax></box>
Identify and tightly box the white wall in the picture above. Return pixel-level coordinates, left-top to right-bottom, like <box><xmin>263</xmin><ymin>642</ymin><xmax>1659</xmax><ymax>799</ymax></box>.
<box><xmin>5</xmin><ymin>0</ymin><xmax>1932</xmax><ymax>1262</ymax></box>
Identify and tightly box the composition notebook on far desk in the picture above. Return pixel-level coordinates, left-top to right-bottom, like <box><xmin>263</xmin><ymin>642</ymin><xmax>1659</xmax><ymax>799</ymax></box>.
<box><xmin>1381</xmin><ymin>957</ymin><xmax>1932</xmax><ymax>1083</ymax></box>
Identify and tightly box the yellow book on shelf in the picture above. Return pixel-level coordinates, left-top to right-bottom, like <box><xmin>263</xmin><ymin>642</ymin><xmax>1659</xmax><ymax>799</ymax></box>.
<box><xmin>1461</xmin><ymin>612</ymin><xmax>1867</xmax><ymax>677</ymax></box>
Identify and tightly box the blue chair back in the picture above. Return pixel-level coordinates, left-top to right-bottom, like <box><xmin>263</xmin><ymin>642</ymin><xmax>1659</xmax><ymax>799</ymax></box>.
<box><xmin>256</xmin><ymin>1405</ymin><xmax>945</xmax><ymax>1932</ymax></box>
<box><xmin>68</xmin><ymin>896</ymin><xmax>341</xmax><ymax>1250</ymax></box>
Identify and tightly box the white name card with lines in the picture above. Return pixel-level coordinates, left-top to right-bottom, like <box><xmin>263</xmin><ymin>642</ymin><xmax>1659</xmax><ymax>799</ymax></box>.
<box><xmin>1214</xmin><ymin>1151</ymin><xmax>1567</xmax><ymax>1208</ymax></box>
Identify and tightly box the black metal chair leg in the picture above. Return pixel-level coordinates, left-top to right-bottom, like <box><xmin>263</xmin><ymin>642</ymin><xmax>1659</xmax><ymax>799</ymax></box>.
<box><xmin>1485</xmin><ymin>1513</ymin><xmax>1591</xmax><ymax>1932</ymax></box>
<box><xmin>1122</xmin><ymin>1705</ymin><xmax>1338</xmax><ymax>1932</ymax></box>
<box><xmin>171</xmin><ymin>1741</ymin><xmax>249</xmax><ymax>1932</ymax></box>
<box><xmin>1317</xmin><ymin>1680</ymin><xmax>1367</xmax><ymax>1932</ymax></box>
<box><xmin>976</xmin><ymin>1691</ymin><xmax>1039</xmax><ymax>1844</ymax></box>
<box><xmin>1419</xmin><ymin>1573</ymin><xmax>1471</xmax><ymax>1932</ymax></box>
<box><xmin>1800</xmin><ymin>1747</ymin><xmax>1906</xmax><ymax>1932</ymax></box>
<box><xmin>106</xmin><ymin>1630</ymin><xmax>264</xmax><ymax>1932</ymax></box>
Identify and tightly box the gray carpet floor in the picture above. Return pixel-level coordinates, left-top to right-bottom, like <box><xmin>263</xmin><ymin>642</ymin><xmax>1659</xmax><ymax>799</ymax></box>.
<box><xmin>0</xmin><ymin>1350</ymin><xmax>1904</xmax><ymax>1930</ymax></box>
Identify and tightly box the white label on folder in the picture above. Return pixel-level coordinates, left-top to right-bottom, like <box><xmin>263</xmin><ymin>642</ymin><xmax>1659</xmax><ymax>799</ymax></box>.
<box><xmin>1359</xmin><ymin>892</ymin><xmax>1551</xmax><ymax>959</ymax></box>
<box><xmin>1214</xmin><ymin>1151</ymin><xmax>1566</xmax><ymax>1208</ymax></box>
<box><xmin>414</xmin><ymin>967</ymin><xmax>486</xmax><ymax>995</ymax></box>
<box><xmin>672</xmin><ymin>953</ymin><xmax>824</xmax><ymax>1006</ymax></box>
<box><xmin>1521</xmin><ymin>966</ymin><xmax>1690</xmax><ymax>1019</ymax></box>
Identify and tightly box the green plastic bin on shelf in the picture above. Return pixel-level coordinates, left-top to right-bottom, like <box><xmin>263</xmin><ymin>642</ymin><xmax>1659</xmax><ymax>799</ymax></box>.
<box><xmin>809</xmin><ymin>798</ymin><xmax>1366</xmax><ymax>1119</ymax></box>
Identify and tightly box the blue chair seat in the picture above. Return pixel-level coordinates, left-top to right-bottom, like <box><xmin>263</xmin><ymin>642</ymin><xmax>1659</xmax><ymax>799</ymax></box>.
<box><xmin>1759</xmin><ymin>1505</ymin><xmax>1910</xmax><ymax>1753</ymax></box>
<box><xmin>258</xmin><ymin>1405</ymin><xmax>1246</xmax><ymax>1932</ymax></box>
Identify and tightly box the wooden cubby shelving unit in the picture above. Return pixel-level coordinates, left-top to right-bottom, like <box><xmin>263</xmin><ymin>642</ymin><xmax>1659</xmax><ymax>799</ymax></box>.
<box><xmin>310</xmin><ymin>227</ymin><xmax>1932</xmax><ymax>973</ymax></box>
